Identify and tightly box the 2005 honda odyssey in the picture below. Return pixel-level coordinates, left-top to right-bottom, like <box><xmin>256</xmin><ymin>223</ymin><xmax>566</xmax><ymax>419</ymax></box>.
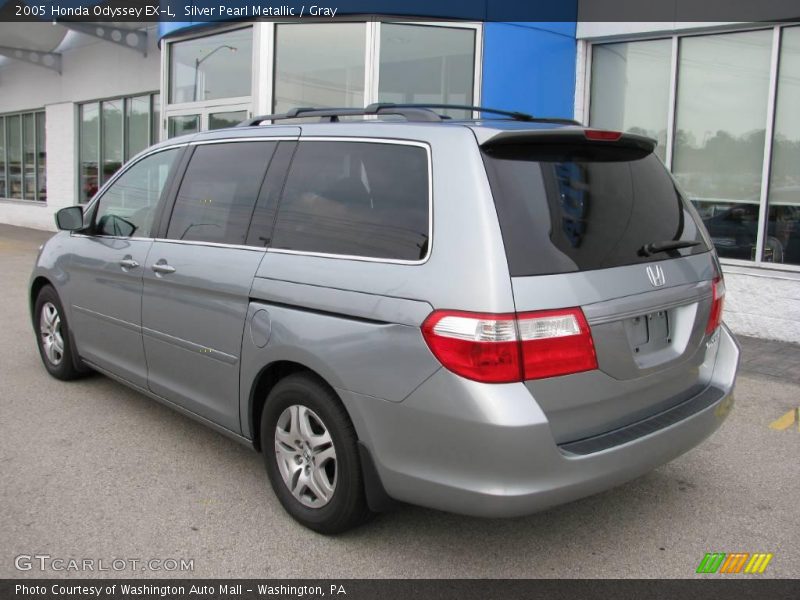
<box><xmin>30</xmin><ymin>104</ymin><xmax>739</xmax><ymax>533</ymax></box>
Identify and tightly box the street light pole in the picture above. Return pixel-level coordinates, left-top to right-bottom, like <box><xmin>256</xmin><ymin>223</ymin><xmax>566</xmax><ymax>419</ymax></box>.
<box><xmin>192</xmin><ymin>44</ymin><xmax>237</xmax><ymax>102</ymax></box>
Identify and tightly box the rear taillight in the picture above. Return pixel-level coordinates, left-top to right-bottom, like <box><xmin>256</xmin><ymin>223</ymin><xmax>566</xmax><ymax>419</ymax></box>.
<box><xmin>584</xmin><ymin>129</ymin><xmax>623</xmax><ymax>141</ymax></box>
<box><xmin>421</xmin><ymin>308</ymin><xmax>597</xmax><ymax>384</ymax></box>
<box><xmin>705</xmin><ymin>276</ymin><xmax>725</xmax><ymax>335</ymax></box>
<box><xmin>517</xmin><ymin>309</ymin><xmax>597</xmax><ymax>380</ymax></box>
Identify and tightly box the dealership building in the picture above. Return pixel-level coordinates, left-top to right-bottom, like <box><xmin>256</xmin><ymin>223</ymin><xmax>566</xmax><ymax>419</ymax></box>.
<box><xmin>0</xmin><ymin>3</ymin><xmax>799</xmax><ymax>342</ymax></box>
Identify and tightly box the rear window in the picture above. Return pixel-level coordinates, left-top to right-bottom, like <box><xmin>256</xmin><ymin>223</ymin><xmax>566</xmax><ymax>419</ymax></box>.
<box><xmin>271</xmin><ymin>141</ymin><xmax>430</xmax><ymax>261</ymax></box>
<box><xmin>482</xmin><ymin>144</ymin><xmax>711</xmax><ymax>276</ymax></box>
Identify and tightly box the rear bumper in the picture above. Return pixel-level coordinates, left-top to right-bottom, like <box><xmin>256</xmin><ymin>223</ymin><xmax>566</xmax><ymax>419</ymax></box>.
<box><xmin>340</xmin><ymin>324</ymin><xmax>739</xmax><ymax>518</ymax></box>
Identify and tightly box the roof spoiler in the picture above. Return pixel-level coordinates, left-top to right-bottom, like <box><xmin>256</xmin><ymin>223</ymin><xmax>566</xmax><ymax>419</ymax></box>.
<box><xmin>480</xmin><ymin>128</ymin><xmax>658</xmax><ymax>155</ymax></box>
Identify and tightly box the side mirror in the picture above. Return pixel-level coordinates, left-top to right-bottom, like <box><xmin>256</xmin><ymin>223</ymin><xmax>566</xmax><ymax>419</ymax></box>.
<box><xmin>55</xmin><ymin>206</ymin><xmax>84</xmax><ymax>231</ymax></box>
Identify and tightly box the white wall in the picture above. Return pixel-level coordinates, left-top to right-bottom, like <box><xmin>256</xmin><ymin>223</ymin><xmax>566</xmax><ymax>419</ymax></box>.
<box><xmin>723</xmin><ymin>267</ymin><xmax>800</xmax><ymax>343</ymax></box>
<box><xmin>0</xmin><ymin>24</ymin><xmax>161</xmax><ymax>230</ymax></box>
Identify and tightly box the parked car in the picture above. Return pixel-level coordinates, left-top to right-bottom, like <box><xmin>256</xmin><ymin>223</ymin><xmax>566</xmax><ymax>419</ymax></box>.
<box><xmin>702</xmin><ymin>200</ymin><xmax>799</xmax><ymax>263</ymax></box>
<box><xmin>30</xmin><ymin>104</ymin><xmax>739</xmax><ymax>533</ymax></box>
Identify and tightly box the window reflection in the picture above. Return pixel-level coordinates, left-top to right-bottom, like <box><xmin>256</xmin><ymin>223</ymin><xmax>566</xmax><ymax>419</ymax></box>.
<box><xmin>672</xmin><ymin>30</ymin><xmax>772</xmax><ymax>261</ymax></box>
<box><xmin>553</xmin><ymin>163</ymin><xmax>589</xmax><ymax>248</ymax></box>
<box><xmin>208</xmin><ymin>110</ymin><xmax>247</xmax><ymax>130</ymax></box>
<box><xmin>36</xmin><ymin>112</ymin><xmax>46</xmax><ymax>202</ymax></box>
<box><xmin>169</xmin><ymin>28</ymin><xmax>252</xmax><ymax>104</ymax></box>
<box><xmin>767</xmin><ymin>27</ymin><xmax>800</xmax><ymax>265</ymax></box>
<box><xmin>168</xmin><ymin>115</ymin><xmax>200</xmax><ymax>138</ymax></box>
<box><xmin>0</xmin><ymin>118</ymin><xmax>5</xmax><ymax>198</ymax></box>
<box><xmin>126</xmin><ymin>96</ymin><xmax>151</xmax><ymax>159</ymax></box>
<box><xmin>79</xmin><ymin>104</ymin><xmax>99</xmax><ymax>203</ymax></box>
<box><xmin>80</xmin><ymin>95</ymin><xmax>159</xmax><ymax>203</ymax></box>
<box><xmin>1</xmin><ymin>111</ymin><xmax>45</xmax><ymax>202</ymax></box>
<box><xmin>273</xmin><ymin>23</ymin><xmax>366</xmax><ymax>113</ymax></box>
<box><xmin>7</xmin><ymin>115</ymin><xmax>22</xmax><ymax>199</ymax></box>
<box><xmin>22</xmin><ymin>113</ymin><xmax>35</xmax><ymax>199</ymax></box>
<box><xmin>102</xmin><ymin>99</ymin><xmax>123</xmax><ymax>185</ymax></box>
<box><xmin>95</xmin><ymin>149</ymin><xmax>179</xmax><ymax>238</ymax></box>
<box><xmin>590</xmin><ymin>39</ymin><xmax>671</xmax><ymax>161</ymax></box>
<box><xmin>378</xmin><ymin>24</ymin><xmax>475</xmax><ymax>119</ymax></box>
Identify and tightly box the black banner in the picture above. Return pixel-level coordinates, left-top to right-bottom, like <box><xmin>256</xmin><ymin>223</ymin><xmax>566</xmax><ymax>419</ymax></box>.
<box><xmin>2</xmin><ymin>579</ymin><xmax>799</xmax><ymax>600</ymax></box>
<box><xmin>0</xmin><ymin>0</ymin><xmax>799</xmax><ymax>23</ymax></box>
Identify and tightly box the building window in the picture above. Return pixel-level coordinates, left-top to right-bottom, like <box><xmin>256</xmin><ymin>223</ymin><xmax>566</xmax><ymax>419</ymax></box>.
<box><xmin>767</xmin><ymin>26</ymin><xmax>800</xmax><ymax>266</ymax></box>
<box><xmin>673</xmin><ymin>30</ymin><xmax>773</xmax><ymax>262</ymax></box>
<box><xmin>208</xmin><ymin>110</ymin><xmax>248</xmax><ymax>130</ymax></box>
<box><xmin>102</xmin><ymin>99</ymin><xmax>124</xmax><ymax>185</ymax></box>
<box><xmin>273</xmin><ymin>23</ymin><xmax>366</xmax><ymax>113</ymax></box>
<box><xmin>79</xmin><ymin>93</ymin><xmax>158</xmax><ymax>204</ymax></box>
<box><xmin>0</xmin><ymin>110</ymin><xmax>46</xmax><ymax>202</ymax></box>
<box><xmin>0</xmin><ymin>118</ymin><xmax>5</xmax><ymax>198</ymax></box>
<box><xmin>164</xmin><ymin>22</ymin><xmax>479</xmax><ymax>137</ymax></box>
<box><xmin>588</xmin><ymin>26</ymin><xmax>800</xmax><ymax>270</ymax></box>
<box><xmin>589</xmin><ymin>39</ymin><xmax>671</xmax><ymax>161</ymax></box>
<box><xmin>378</xmin><ymin>23</ymin><xmax>476</xmax><ymax>119</ymax></box>
<box><xmin>127</xmin><ymin>96</ymin><xmax>151</xmax><ymax>159</ymax></box>
<box><xmin>169</xmin><ymin>27</ymin><xmax>253</xmax><ymax>104</ymax></box>
<box><xmin>167</xmin><ymin>115</ymin><xmax>200</xmax><ymax>138</ymax></box>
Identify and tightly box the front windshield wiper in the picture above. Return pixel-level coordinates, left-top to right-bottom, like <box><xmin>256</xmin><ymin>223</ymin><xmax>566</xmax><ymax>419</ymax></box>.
<box><xmin>638</xmin><ymin>240</ymin><xmax>702</xmax><ymax>257</ymax></box>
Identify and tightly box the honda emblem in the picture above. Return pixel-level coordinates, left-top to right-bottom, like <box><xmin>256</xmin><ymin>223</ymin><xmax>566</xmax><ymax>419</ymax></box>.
<box><xmin>646</xmin><ymin>264</ymin><xmax>666</xmax><ymax>287</ymax></box>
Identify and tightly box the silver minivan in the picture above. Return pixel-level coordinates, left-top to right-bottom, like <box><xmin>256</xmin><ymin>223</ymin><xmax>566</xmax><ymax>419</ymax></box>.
<box><xmin>30</xmin><ymin>104</ymin><xmax>739</xmax><ymax>533</ymax></box>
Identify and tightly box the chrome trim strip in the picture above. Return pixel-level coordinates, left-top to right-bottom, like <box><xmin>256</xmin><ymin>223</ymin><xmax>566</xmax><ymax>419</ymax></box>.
<box><xmin>141</xmin><ymin>326</ymin><xmax>238</xmax><ymax>365</ymax></box>
<box><xmin>189</xmin><ymin>136</ymin><xmax>298</xmax><ymax>145</ymax></box>
<box><xmin>266</xmin><ymin>248</ymin><xmax>424</xmax><ymax>265</ymax></box>
<box><xmin>71</xmin><ymin>234</ymin><xmax>155</xmax><ymax>241</ymax></box>
<box><xmin>71</xmin><ymin>236</ymin><xmax>267</xmax><ymax>251</ymax></box>
<box><xmin>299</xmin><ymin>136</ymin><xmax>429</xmax><ymax>145</ymax></box>
<box><xmin>72</xmin><ymin>305</ymin><xmax>141</xmax><ymax>333</ymax></box>
<box><xmin>584</xmin><ymin>281</ymin><xmax>712</xmax><ymax>326</ymax></box>
<box><xmin>152</xmin><ymin>238</ymin><xmax>266</xmax><ymax>252</ymax></box>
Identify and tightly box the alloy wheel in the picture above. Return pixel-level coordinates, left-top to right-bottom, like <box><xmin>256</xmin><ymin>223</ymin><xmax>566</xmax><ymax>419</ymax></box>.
<box><xmin>39</xmin><ymin>301</ymin><xmax>64</xmax><ymax>366</ymax></box>
<box><xmin>274</xmin><ymin>405</ymin><xmax>337</xmax><ymax>508</ymax></box>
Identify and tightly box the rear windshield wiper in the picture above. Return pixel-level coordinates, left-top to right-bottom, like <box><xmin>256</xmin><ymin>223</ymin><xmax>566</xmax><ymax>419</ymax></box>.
<box><xmin>638</xmin><ymin>240</ymin><xmax>702</xmax><ymax>257</ymax></box>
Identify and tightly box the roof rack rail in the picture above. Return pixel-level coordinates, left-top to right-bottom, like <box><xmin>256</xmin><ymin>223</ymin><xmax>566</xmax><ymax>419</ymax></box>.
<box><xmin>238</xmin><ymin>104</ymin><xmax>442</xmax><ymax>127</ymax></box>
<box><xmin>376</xmin><ymin>104</ymin><xmax>581</xmax><ymax>125</ymax></box>
<box><xmin>238</xmin><ymin>103</ymin><xmax>581</xmax><ymax>127</ymax></box>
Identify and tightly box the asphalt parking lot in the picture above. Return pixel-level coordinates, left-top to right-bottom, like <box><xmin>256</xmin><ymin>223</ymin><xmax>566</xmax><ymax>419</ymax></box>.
<box><xmin>1</xmin><ymin>223</ymin><xmax>798</xmax><ymax>579</ymax></box>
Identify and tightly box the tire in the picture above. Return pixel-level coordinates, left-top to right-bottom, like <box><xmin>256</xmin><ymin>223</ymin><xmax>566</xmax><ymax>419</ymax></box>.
<box><xmin>261</xmin><ymin>373</ymin><xmax>371</xmax><ymax>534</ymax></box>
<box><xmin>765</xmin><ymin>236</ymin><xmax>785</xmax><ymax>263</ymax></box>
<box><xmin>33</xmin><ymin>285</ymin><xmax>85</xmax><ymax>381</ymax></box>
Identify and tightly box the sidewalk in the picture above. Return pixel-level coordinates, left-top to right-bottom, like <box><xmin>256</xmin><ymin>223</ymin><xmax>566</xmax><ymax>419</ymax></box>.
<box><xmin>737</xmin><ymin>335</ymin><xmax>800</xmax><ymax>385</ymax></box>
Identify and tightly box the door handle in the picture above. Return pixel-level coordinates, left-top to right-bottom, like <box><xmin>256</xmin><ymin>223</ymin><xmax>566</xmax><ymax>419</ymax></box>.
<box><xmin>151</xmin><ymin>261</ymin><xmax>176</xmax><ymax>275</ymax></box>
<box><xmin>119</xmin><ymin>258</ymin><xmax>139</xmax><ymax>269</ymax></box>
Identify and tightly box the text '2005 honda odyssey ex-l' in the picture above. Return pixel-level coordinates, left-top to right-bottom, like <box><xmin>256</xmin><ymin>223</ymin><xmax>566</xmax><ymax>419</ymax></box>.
<box><xmin>31</xmin><ymin>104</ymin><xmax>739</xmax><ymax>533</ymax></box>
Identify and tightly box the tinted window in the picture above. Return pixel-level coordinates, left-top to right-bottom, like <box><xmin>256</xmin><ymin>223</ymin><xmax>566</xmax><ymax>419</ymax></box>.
<box><xmin>482</xmin><ymin>145</ymin><xmax>710</xmax><ymax>276</ymax></box>
<box><xmin>272</xmin><ymin>142</ymin><xmax>429</xmax><ymax>261</ymax></box>
<box><xmin>94</xmin><ymin>148</ymin><xmax>179</xmax><ymax>238</ymax></box>
<box><xmin>167</xmin><ymin>142</ymin><xmax>276</xmax><ymax>245</ymax></box>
